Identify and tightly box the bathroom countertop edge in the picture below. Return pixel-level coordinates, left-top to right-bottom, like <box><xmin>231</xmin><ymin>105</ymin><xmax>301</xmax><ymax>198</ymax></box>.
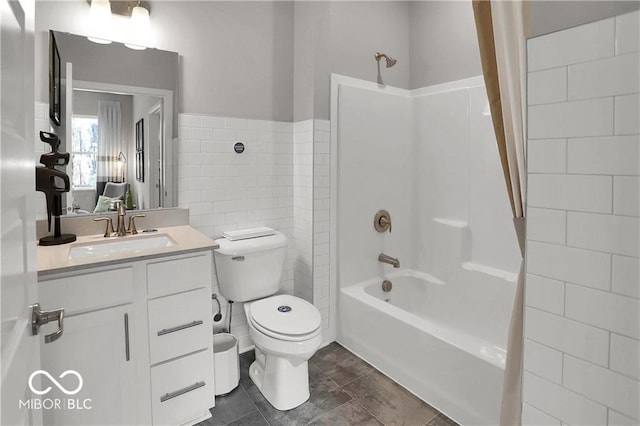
<box><xmin>37</xmin><ymin>225</ymin><xmax>218</xmax><ymax>277</ymax></box>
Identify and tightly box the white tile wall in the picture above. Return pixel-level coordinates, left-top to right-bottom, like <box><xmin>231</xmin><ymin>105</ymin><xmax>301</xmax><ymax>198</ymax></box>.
<box><xmin>523</xmin><ymin>372</ymin><xmax>608</xmax><ymax>425</ymax></box>
<box><xmin>563</xmin><ymin>354</ymin><xmax>639</xmax><ymax>419</ymax></box>
<box><xmin>567</xmin><ymin>212</ymin><xmax>639</xmax><ymax>257</ymax></box>
<box><xmin>312</xmin><ymin>119</ymin><xmax>331</xmax><ymax>335</ymax></box>
<box><xmin>527</xmin><ymin>241</ymin><xmax>611</xmax><ymax>290</ymax></box>
<box><xmin>568</xmin><ymin>136</ymin><xmax>640</xmax><ymax>175</ymax></box>
<box><xmin>293</xmin><ymin>120</ymin><xmax>314</xmax><ymax>303</ymax></box>
<box><xmin>528</xmin><ymin>68</ymin><xmax>567</xmax><ymax>105</ymax></box>
<box><xmin>178</xmin><ymin>113</ymin><xmax>295</xmax><ymax>351</ymax></box>
<box><xmin>522</xmin><ymin>403</ymin><xmax>562</xmax><ymax>426</ymax></box>
<box><xmin>528</xmin><ymin>174</ymin><xmax>612</xmax><ymax>213</ymax></box>
<box><xmin>568</xmin><ymin>52</ymin><xmax>639</xmax><ymax>100</ymax></box>
<box><xmin>612</xmin><ymin>255</ymin><xmax>640</xmax><ymax>298</ymax></box>
<box><xmin>526</xmin><ymin>207</ymin><xmax>566</xmax><ymax>244</ymax></box>
<box><xmin>527</xmin><ymin>139</ymin><xmax>566</xmax><ymax>173</ymax></box>
<box><xmin>610</xmin><ymin>333</ymin><xmax>640</xmax><ymax>380</ymax></box>
<box><xmin>524</xmin><ymin>11</ymin><xmax>640</xmax><ymax>425</ymax></box>
<box><xmin>523</xmin><ymin>339</ymin><xmax>563</xmax><ymax>384</ymax></box>
<box><xmin>525</xmin><ymin>274</ymin><xmax>565</xmax><ymax>315</ymax></box>
<box><xmin>528</xmin><ymin>97</ymin><xmax>614</xmax><ymax>139</ymax></box>
<box><xmin>525</xmin><ymin>307</ymin><xmax>610</xmax><ymax>367</ymax></box>
<box><xmin>527</xmin><ymin>17</ymin><xmax>615</xmax><ymax>72</ymax></box>
<box><xmin>615</xmin><ymin>94</ymin><xmax>640</xmax><ymax>135</ymax></box>
<box><xmin>565</xmin><ymin>284</ymin><xmax>639</xmax><ymax>338</ymax></box>
<box><xmin>178</xmin><ymin>114</ymin><xmax>333</xmax><ymax>349</ymax></box>
<box><xmin>616</xmin><ymin>11</ymin><xmax>640</xmax><ymax>55</ymax></box>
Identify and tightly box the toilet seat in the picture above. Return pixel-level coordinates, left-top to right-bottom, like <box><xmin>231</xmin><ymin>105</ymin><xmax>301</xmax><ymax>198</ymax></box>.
<box><xmin>248</xmin><ymin>295</ymin><xmax>321</xmax><ymax>342</ymax></box>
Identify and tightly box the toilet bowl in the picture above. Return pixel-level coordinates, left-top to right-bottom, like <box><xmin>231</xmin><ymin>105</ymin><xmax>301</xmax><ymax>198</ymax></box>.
<box><xmin>244</xmin><ymin>294</ymin><xmax>322</xmax><ymax>410</ymax></box>
<box><xmin>213</xmin><ymin>228</ymin><xmax>323</xmax><ymax>410</ymax></box>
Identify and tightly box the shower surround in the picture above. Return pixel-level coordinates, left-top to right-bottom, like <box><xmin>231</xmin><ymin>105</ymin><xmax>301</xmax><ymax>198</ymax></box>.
<box><xmin>331</xmin><ymin>74</ymin><xmax>520</xmax><ymax>425</ymax></box>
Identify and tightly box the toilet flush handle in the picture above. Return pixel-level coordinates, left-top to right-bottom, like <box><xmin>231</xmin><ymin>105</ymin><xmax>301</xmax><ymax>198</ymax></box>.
<box><xmin>232</xmin><ymin>256</ymin><xmax>245</xmax><ymax>261</ymax></box>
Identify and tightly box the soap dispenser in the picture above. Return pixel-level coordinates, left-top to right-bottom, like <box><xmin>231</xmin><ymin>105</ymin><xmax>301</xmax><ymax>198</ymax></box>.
<box><xmin>36</xmin><ymin>131</ymin><xmax>76</xmax><ymax>246</ymax></box>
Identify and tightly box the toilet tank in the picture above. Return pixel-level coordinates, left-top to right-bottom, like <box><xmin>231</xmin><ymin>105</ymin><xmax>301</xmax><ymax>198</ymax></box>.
<box><xmin>213</xmin><ymin>231</ymin><xmax>288</xmax><ymax>302</ymax></box>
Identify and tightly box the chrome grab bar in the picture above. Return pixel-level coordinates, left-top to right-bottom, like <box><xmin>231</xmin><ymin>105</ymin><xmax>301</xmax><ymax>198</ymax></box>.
<box><xmin>157</xmin><ymin>320</ymin><xmax>203</xmax><ymax>336</ymax></box>
<box><xmin>160</xmin><ymin>381</ymin><xmax>205</xmax><ymax>403</ymax></box>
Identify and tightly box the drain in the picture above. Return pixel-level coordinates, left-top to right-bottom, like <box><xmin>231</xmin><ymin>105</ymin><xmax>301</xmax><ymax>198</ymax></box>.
<box><xmin>382</xmin><ymin>280</ymin><xmax>392</xmax><ymax>292</ymax></box>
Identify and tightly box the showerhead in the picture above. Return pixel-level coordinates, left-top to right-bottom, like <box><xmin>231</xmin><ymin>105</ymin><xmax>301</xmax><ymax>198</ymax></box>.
<box><xmin>375</xmin><ymin>52</ymin><xmax>397</xmax><ymax>68</ymax></box>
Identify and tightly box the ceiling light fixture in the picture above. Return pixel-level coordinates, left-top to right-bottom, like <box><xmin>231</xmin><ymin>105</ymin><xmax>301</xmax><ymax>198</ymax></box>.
<box><xmin>87</xmin><ymin>0</ymin><xmax>113</xmax><ymax>44</ymax></box>
<box><xmin>125</xmin><ymin>1</ymin><xmax>151</xmax><ymax>50</ymax></box>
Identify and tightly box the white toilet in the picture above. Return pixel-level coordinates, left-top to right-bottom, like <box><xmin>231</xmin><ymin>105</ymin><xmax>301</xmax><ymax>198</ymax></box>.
<box><xmin>213</xmin><ymin>228</ymin><xmax>323</xmax><ymax>410</ymax></box>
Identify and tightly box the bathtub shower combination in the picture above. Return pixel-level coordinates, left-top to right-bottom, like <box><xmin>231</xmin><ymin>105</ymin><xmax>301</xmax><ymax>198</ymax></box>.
<box><xmin>330</xmin><ymin>75</ymin><xmax>520</xmax><ymax>425</ymax></box>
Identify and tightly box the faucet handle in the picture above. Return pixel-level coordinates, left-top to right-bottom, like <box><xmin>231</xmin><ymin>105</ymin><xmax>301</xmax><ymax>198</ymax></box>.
<box><xmin>93</xmin><ymin>217</ymin><xmax>114</xmax><ymax>237</ymax></box>
<box><xmin>374</xmin><ymin>210</ymin><xmax>392</xmax><ymax>233</ymax></box>
<box><xmin>128</xmin><ymin>214</ymin><xmax>146</xmax><ymax>235</ymax></box>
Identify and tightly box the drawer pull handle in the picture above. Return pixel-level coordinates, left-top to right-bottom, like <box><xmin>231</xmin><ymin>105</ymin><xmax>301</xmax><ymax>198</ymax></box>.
<box><xmin>160</xmin><ymin>381</ymin><xmax>205</xmax><ymax>403</ymax></box>
<box><xmin>157</xmin><ymin>320</ymin><xmax>203</xmax><ymax>336</ymax></box>
<box><xmin>124</xmin><ymin>313</ymin><xmax>130</xmax><ymax>361</ymax></box>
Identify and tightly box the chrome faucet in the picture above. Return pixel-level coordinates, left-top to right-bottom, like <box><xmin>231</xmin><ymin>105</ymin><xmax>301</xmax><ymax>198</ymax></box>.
<box><xmin>115</xmin><ymin>200</ymin><xmax>127</xmax><ymax>237</ymax></box>
<box><xmin>378</xmin><ymin>253</ymin><xmax>400</xmax><ymax>268</ymax></box>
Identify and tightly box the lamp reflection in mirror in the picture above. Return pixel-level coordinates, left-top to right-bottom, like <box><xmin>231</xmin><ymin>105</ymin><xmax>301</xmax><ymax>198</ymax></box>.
<box><xmin>117</xmin><ymin>151</ymin><xmax>127</xmax><ymax>182</ymax></box>
<box><xmin>125</xmin><ymin>2</ymin><xmax>151</xmax><ymax>50</ymax></box>
<box><xmin>87</xmin><ymin>0</ymin><xmax>113</xmax><ymax>44</ymax></box>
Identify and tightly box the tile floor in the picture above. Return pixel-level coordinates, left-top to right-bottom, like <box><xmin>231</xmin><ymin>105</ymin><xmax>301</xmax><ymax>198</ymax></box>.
<box><xmin>198</xmin><ymin>342</ymin><xmax>459</xmax><ymax>426</ymax></box>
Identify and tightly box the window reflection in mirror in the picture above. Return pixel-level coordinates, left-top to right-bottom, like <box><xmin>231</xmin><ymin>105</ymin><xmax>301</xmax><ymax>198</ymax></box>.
<box><xmin>46</xmin><ymin>30</ymin><xmax>178</xmax><ymax>218</ymax></box>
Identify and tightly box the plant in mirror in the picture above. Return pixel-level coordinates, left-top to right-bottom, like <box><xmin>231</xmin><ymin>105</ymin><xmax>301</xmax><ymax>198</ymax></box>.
<box><xmin>46</xmin><ymin>30</ymin><xmax>178</xmax><ymax>219</ymax></box>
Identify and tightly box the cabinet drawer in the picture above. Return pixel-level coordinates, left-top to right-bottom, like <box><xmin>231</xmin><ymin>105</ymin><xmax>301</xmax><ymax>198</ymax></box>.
<box><xmin>148</xmin><ymin>288</ymin><xmax>212</xmax><ymax>364</ymax></box>
<box><xmin>147</xmin><ymin>253</ymin><xmax>212</xmax><ymax>297</ymax></box>
<box><xmin>39</xmin><ymin>267</ymin><xmax>134</xmax><ymax>315</ymax></box>
<box><xmin>150</xmin><ymin>350</ymin><xmax>214</xmax><ymax>426</ymax></box>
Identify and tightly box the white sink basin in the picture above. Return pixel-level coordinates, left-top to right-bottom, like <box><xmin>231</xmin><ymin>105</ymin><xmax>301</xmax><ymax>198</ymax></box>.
<box><xmin>68</xmin><ymin>234</ymin><xmax>176</xmax><ymax>260</ymax></box>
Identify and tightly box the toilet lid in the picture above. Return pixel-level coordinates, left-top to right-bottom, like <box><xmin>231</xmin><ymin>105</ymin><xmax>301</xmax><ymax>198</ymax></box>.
<box><xmin>249</xmin><ymin>295</ymin><xmax>321</xmax><ymax>337</ymax></box>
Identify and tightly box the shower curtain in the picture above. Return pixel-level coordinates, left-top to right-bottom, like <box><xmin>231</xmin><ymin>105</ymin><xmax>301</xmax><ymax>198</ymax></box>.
<box><xmin>97</xmin><ymin>100</ymin><xmax>122</xmax><ymax>184</ymax></box>
<box><xmin>473</xmin><ymin>1</ymin><xmax>527</xmax><ymax>425</ymax></box>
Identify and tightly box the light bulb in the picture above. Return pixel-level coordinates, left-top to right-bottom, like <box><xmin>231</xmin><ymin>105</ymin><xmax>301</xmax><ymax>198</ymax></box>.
<box><xmin>87</xmin><ymin>0</ymin><xmax>113</xmax><ymax>44</ymax></box>
<box><xmin>125</xmin><ymin>5</ymin><xmax>150</xmax><ymax>50</ymax></box>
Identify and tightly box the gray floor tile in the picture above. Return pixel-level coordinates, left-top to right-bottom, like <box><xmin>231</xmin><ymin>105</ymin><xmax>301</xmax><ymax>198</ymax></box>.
<box><xmin>426</xmin><ymin>413</ymin><xmax>460</xmax><ymax>426</ymax></box>
<box><xmin>308</xmin><ymin>399</ymin><xmax>384</xmax><ymax>426</ymax></box>
<box><xmin>226</xmin><ymin>410</ymin><xmax>269</xmax><ymax>426</ymax></box>
<box><xmin>343</xmin><ymin>370</ymin><xmax>439</xmax><ymax>426</ymax></box>
<box><xmin>207</xmin><ymin>386</ymin><xmax>257</xmax><ymax>426</ymax></box>
<box><xmin>239</xmin><ymin>350</ymin><xmax>255</xmax><ymax>389</ymax></box>
<box><xmin>310</xmin><ymin>343</ymin><xmax>373</xmax><ymax>386</ymax></box>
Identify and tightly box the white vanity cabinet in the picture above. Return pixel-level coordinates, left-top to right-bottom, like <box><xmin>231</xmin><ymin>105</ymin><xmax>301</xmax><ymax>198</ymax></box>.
<box><xmin>37</xmin><ymin>249</ymin><xmax>215</xmax><ymax>426</ymax></box>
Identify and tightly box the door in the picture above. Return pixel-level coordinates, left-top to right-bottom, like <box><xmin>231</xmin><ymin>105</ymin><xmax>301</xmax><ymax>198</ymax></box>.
<box><xmin>147</xmin><ymin>102</ymin><xmax>163</xmax><ymax>208</ymax></box>
<box><xmin>39</xmin><ymin>305</ymin><xmax>137</xmax><ymax>425</ymax></box>
<box><xmin>0</xmin><ymin>0</ymin><xmax>41</xmax><ymax>425</ymax></box>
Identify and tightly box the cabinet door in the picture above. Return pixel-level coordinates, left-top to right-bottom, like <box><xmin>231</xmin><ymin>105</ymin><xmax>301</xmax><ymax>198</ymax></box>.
<box><xmin>40</xmin><ymin>304</ymin><xmax>137</xmax><ymax>426</ymax></box>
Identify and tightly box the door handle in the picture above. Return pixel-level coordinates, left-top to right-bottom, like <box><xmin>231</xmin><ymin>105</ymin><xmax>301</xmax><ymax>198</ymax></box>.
<box><xmin>31</xmin><ymin>303</ymin><xmax>64</xmax><ymax>343</ymax></box>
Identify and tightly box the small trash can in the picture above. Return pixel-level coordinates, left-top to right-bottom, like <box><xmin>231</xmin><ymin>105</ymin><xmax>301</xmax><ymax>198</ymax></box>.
<box><xmin>213</xmin><ymin>333</ymin><xmax>239</xmax><ymax>396</ymax></box>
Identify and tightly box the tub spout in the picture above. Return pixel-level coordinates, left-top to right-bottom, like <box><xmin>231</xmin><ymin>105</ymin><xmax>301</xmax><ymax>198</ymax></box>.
<box><xmin>378</xmin><ymin>253</ymin><xmax>400</xmax><ymax>268</ymax></box>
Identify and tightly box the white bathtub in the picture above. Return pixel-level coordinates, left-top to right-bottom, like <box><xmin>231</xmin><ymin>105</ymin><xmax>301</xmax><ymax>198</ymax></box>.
<box><xmin>339</xmin><ymin>269</ymin><xmax>508</xmax><ymax>425</ymax></box>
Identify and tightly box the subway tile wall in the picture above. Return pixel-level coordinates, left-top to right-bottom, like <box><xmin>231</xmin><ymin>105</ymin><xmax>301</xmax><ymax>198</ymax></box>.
<box><xmin>312</xmin><ymin>120</ymin><xmax>331</xmax><ymax>332</ymax></box>
<box><xmin>293</xmin><ymin>120</ymin><xmax>314</xmax><ymax>303</ymax></box>
<box><xmin>178</xmin><ymin>114</ymin><xmax>332</xmax><ymax>350</ymax></box>
<box><xmin>523</xmin><ymin>10</ymin><xmax>640</xmax><ymax>425</ymax></box>
<box><xmin>177</xmin><ymin>113</ymin><xmax>295</xmax><ymax>351</ymax></box>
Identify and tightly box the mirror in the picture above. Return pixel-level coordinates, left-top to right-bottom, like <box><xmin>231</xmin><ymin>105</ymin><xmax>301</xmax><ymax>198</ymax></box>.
<box><xmin>48</xmin><ymin>30</ymin><xmax>179</xmax><ymax>216</ymax></box>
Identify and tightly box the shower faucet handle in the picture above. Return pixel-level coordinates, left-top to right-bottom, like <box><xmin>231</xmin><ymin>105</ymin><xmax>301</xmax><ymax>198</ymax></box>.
<box><xmin>374</xmin><ymin>210</ymin><xmax>392</xmax><ymax>233</ymax></box>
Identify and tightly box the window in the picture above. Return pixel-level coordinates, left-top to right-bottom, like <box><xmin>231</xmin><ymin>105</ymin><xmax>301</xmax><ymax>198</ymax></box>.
<box><xmin>71</xmin><ymin>116</ymin><xmax>98</xmax><ymax>187</ymax></box>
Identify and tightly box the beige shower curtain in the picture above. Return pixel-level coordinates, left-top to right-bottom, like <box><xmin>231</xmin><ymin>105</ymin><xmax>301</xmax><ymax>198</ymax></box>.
<box><xmin>472</xmin><ymin>1</ymin><xmax>527</xmax><ymax>424</ymax></box>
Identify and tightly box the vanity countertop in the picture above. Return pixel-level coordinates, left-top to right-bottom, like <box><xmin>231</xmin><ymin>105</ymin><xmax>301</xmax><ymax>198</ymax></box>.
<box><xmin>37</xmin><ymin>225</ymin><xmax>219</xmax><ymax>277</ymax></box>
